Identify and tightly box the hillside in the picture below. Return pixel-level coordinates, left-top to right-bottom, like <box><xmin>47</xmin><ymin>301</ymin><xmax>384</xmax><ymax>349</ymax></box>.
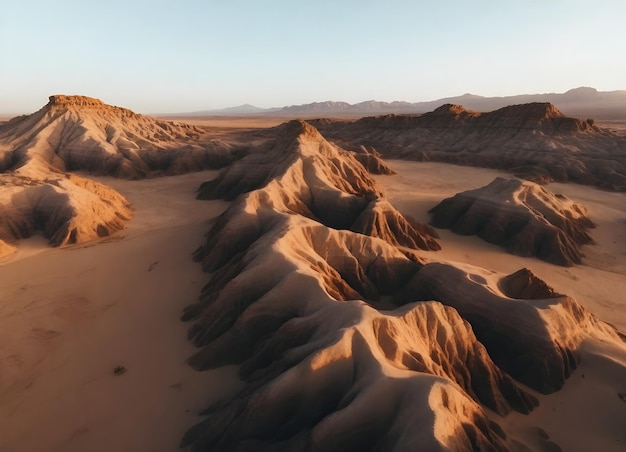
<box><xmin>0</xmin><ymin>95</ymin><xmax>236</xmax><ymax>179</ymax></box>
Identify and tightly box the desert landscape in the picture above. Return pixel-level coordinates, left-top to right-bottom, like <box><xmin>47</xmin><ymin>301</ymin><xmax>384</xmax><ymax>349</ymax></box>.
<box><xmin>0</xmin><ymin>92</ymin><xmax>625</xmax><ymax>452</ymax></box>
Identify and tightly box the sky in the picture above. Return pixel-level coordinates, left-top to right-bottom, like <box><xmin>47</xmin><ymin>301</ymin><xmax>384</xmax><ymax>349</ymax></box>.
<box><xmin>1</xmin><ymin>0</ymin><xmax>625</xmax><ymax>114</ymax></box>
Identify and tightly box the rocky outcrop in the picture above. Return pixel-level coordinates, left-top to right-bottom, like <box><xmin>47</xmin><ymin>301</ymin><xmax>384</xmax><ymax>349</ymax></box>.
<box><xmin>182</xmin><ymin>299</ymin><xmax>535</xmax><ymax>452</ymax></box>
<box><xmin>0</xmin><ymin>172</ymin><xmax>132</xmax><ymax>248</ymax></box>
<box><xmin>499</xmin><ymin>268</ymin><xmax>563</xmax><ymax>300</ymax></box>
<box><xmin>429</xmin><ymin>177</ymin><xmax>595</xmax><ymax>266</ymax></box>
<box><xmin>313</xmin><ymin>103</ymin><xmax>626</xmax><ymax>191</ymax></box>
<box><xmin>48</xmin><ymin>94</ymin><xmax>130</xmax><ymax>111</ymax></box>
<box><xmin>351</xmin><ymin>146</ymin><xmax>395</xmax><ymax>175</ymax></box>
<box><xmin>181</xmin><ymin>123</ymin><xmax>541</xmax><ymax>452</ymax></box>
<box><xmin>0</xmin><ymin>95</ymin><xmax>237</xmax><ymax>178</ymax></box>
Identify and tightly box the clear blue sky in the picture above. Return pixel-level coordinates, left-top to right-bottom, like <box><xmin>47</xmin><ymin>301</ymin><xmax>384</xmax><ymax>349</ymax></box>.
<box><xmin>1</xmin><ymin>0</ymin><xmax>625</xmax><ymax>114</ymax></box>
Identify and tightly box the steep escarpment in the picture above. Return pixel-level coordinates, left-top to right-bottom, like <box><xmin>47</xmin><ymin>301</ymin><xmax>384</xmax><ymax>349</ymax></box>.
<box><xmin>313</xmin><ymin>102</ymin><xmax>626</xmax><ymax>191</ymax></box>
<box><xmin>0</xmin><ymin>95</ymin><xmax>236</xmax><ymax>178</ymax></box>
<box><xmin>181</xmin><ymin>120</ymin><xmax>622</xmax><ymax>451</ymax></box>
<box><xmin>429</xmin><ymin>177</ymin><xmax>595</xmax><ymax>266</ymax></box>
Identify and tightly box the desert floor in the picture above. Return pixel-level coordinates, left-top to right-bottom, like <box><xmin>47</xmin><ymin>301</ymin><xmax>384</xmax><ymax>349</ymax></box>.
<box><xmin>0</xmin><ymin>170</ymin><xmax>241</xmax><ymax>452</ymax></box>
<box><xmin>1</xmin><ymin>161</ymin><xmax>625</xmax><ymax>451</ymax></box>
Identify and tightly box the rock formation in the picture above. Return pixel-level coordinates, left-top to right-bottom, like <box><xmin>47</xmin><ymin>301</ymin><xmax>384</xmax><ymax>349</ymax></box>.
<box><xmin>181</xmin><ymin>121</ymin><xmax>621</xmax><ymax>451</ymax></box>
<box><xmin>313</xmin><ymin>103</ymin><xmax>626</xmax><ymax>191</ymax></box>
<box><xmin>0</xmin><ymin>95</ymin><xmax>237</xmax><ymax>179</ymax></box>
<box><xmin>0</xmin><ymin>171</ymin><xmax>132</xmax><ymax>248</ymax></box>
<box><xmin>429</xmin><ymin>177</ymin><xmax>595</xmax><ymax>266</ymax></box>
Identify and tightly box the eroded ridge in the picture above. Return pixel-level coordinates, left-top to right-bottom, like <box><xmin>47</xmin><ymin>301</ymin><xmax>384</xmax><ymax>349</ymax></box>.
<box><xmin>195</xmin><ymin>120</ymin><xmax>440</xmax><ymax>249</ymax></box>
<box><xmin>179</xmin><ymin>121</ymin><xmax>623</xmax><ymax>451</ymax></box>
<box><xmin>429</xmin><ymin>177</ymin><xmax>595</xmax><ymax>266</ymax></box>
<box><xmin>181</xmin><ymin>121</ymin><xmax>533</xmax><ymax>451</ymax></box>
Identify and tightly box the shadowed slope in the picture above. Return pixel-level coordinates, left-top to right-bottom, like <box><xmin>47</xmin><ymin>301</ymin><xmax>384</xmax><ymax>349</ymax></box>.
<box><xmin>396</xmin><ymin>264</ymin><xmax>617</xmax><ymax>393</ymax></box>
<box><xmin>429</xmin><ymin>177</ymin><xmax>595</xmax><ymax>266</ymax></box>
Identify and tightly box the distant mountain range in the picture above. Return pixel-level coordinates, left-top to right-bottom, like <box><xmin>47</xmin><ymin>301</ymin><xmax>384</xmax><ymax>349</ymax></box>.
<box><xmin>187</xmin><ymin>87</ymin><xmax>626</xmax><ymax>119</ymax></box>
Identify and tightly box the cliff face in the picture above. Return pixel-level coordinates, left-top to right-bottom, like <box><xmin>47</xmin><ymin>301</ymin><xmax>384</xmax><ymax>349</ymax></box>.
<box><xmin>46</xmin><ymin>95</ymin><xmax>146</xmax><ymax>121</ymax></box>
<box><xmin>314</xmin><ymin>102</ymin><xmax>626</xmax><ymax>191</ymax></box>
